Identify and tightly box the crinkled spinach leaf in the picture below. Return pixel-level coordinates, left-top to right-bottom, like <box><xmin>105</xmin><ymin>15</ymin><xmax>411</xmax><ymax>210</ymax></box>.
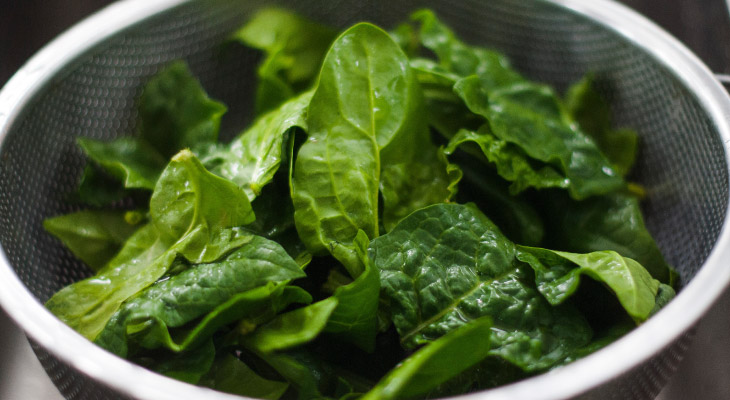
<box><xmin>370</xmin><ymin>203</ymin><xmax>593</xmax><ymax>371</ymax></box>
<box><xmin>515</xmin><ymin>247</ymin><xmax>671</xmax><ymax>322</ymax></box>
<box><xmin>95</xmin><ymin>235</ymin><xmax>306</xmax><ymax>357</ymax></box>
<box><xmin>454</xmin><ymin>76</ymin><xmax>624</xmax><ymax>199</ymax></box>
<box><xmin>445</xmin><ymin>126</ymin><xmax>569</xmax><ymax>195</ymax></box>
<box><xmin>46</xmin><ymin>150</ymin><xmax>255</xmax><ymax>340</ymax></box>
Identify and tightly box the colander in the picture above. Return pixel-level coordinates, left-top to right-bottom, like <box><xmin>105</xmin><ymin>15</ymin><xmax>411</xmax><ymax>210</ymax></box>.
<box><xmin>1</xmin><ymin>0</ymin><xmax>729</xmax><ymax>399</ymax></box>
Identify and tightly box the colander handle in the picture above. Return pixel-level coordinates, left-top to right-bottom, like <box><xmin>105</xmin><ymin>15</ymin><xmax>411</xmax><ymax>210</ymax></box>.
<box><xmin>715</xmin><ymin>73</ymin><xmax>730</xmax><ymax>88</ymax></box>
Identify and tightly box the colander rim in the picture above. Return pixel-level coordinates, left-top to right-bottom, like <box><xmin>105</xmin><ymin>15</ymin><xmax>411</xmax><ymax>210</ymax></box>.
<box><xmin>1</xmin><ymin>0</ymin><xmax>730</xmax><ymax>399</ymax></box>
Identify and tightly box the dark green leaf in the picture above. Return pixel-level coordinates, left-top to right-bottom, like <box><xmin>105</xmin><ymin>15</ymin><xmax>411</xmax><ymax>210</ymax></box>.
<box><xmin>455</xmin><ymin>163</ymin><xmax>544</xmax><ymax>246</ymax></box>
<box><xmin>75</xmin><ymin>164</ymin><xmax>132</xmax><ymax>207</ymax></box>
<box><xmin>44</xmin><ymin>210</ymin><xmax>140</xmax><ymax>272</ymax></box>
<box><xmin>515</xmin><ymin>247</ymin><xmax>665</xmax><ymax>322</ymax></box>
<box><xmin>77</xmin><ymin>137</ymin><xmax>167</xmax><ymax>190</ymax></box>
<box><xmin>360</xmin><ymin>317</ymin><xmax>492</xmax><ymax>400</ymax></box>
<box><xmin>138</xmin><ymin>61</ymin><xmax>226</xmax><ymax>158</ymax></box>
<box><xmin>454</xmin><ymin>76</ymin><xmax>624</xmax><ymax>199</ymax></box>
<box><xmin>565</xmin><ymin>74</ymin><xmax>639</xmax><ymax>176</ymax></box>
<box><xmin>543</xmin><ymin>192</ymin><xmax>674</xmax><ymax>284</ymax></box>
<box><xmin>143</xmin><ymin>339</ymin><xmax>216</xmax><ymax>384</ymax></box>
<box><xmin>445</xmin><ymin>126</ymin><xmax>569</xmax><ymax>195</ymax></box>
<box><xmin>201</xmin><ymin>354</ymin><xmax>289</xmax><ymax>399</ymax></box>
<box><xmin>370</xmin><ymin>203</ymin><xmax>592</xmax><ymax>371</ymax></box>
<box><xmin>94</xmin><ymin>236</ymin><xmax>306</xmax><ymax>357</ymax></box>
<box><xmin>232</xmin><ymin>8</ymin><xmax>336</xmax><ymax>114</ymax></box>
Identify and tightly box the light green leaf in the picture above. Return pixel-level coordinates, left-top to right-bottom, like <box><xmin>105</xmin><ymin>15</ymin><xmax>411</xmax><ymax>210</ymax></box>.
<box><xmin>202</xmin><ymin>91</ymin><xmax>312</xmax><ymax>200</ymax></box>
<box><xmin>516</xmin><ymin>247</ymin><xmax>666</xmax><ymax>322</ymax></box>
<box><xmin>44</xmin><ymin>210</ymin><xmax>140</xmax><ymax>272</ymax></box>
<box><xmin>361</xmin><ymin>317</ymin><xmax>492</xmax><ymax>400</ymax></box>
<box><xmin>244</xmin><ymin>298</ymin><xmax>338</xmax><ymax>353</ymax></box>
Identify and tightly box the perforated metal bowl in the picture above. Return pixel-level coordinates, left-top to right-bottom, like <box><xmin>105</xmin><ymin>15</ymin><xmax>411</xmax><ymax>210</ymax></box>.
<box><xmin>1</xmin><ymin>0</ymin><xmax>729</xmax><ymax>399</ymax></box>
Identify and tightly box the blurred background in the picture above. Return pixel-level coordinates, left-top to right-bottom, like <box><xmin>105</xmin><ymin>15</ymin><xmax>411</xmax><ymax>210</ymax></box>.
<box><xmin>1</xmin><ymin>0</ymin><xmax>730</xmax><ymax>399</ymax></box>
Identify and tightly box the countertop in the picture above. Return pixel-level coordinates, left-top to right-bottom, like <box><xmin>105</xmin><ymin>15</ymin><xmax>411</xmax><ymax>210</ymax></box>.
<box><xmin>2</xmin><ymin>0</ymin><xmax>730</xmax><ymax>399</ymax></box>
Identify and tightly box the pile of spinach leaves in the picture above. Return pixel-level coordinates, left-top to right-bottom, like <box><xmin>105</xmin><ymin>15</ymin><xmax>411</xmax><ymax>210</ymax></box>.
<box><xmin>44</xmin><ymin>8</ymin><xmax>676</xmax><ymax>400</ymax></box>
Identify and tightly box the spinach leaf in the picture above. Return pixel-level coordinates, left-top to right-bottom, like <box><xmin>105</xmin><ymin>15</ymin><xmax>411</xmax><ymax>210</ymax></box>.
<box><xmin>454</xmin><ymin>76</ymin><xmax>625</xmax><ymax>199</ymax></box>
<box><xmin>380</xmin><ymin>135</ymin><xmax>461</xmax><ymax>232</ymax></box>
<box><xmin>291</xmin><ymin>23</ymin><xmax>421</xmax><ymax>272</ymax></box>
<box><xmin>46</xmin><ymin>150</ymin><xmax>255</xmax><ymax>340</ymax></box>
<box><xmin>138</xmin><ymin>61</ymin><xmax>227</xmax><ymax>157</ymax></box>
<box><xmin>360</xmin><ymin>316</ymin><xmax>492</xmax><ymax>400</ymax></box>
<box><xmin>149</xmin><ymin>150</ymin><xmax>255</xmax><ymax>262</ymax></box>
<box><xmin>370</xmin><ymin>203</ymin><xmax>592</xmax><ymax>371</ymax></box>
<box><xmin>324</xmin><ymin>231</ymin><xmax>379</xmax><ymax>352</ymax></box>
<box><xmin>565</xmin><ymin>74</ymin><xmax>639</xmax><ymax>176</ymax></box>
<box><xmin>140</xmin><ymin>339</ymin><xmax>216</xmax><ymax>384</ymax></box>
<box><xmin>445</xmin><ymin>126</ymin><xmax>569</xmax><ymax>195</ymax></box>
<box><xmin>77</xmin><ymin>61</ymin><xmax>226</xmax><ymax>194</ymax></box>
<box><xmin>243</xmin><ymin>298</ymin><xmax>338</xmax><ymax>353</ymax></box>
<box><xmin>455</xmin><ymin>163</ymin><xmax>544</xmax><ymax>247</ymax></box>
<box><xmin>515</xmin><ymin>247</ymin><xmax>670</xmax><ymax>322</ymax></box>
<box><xmin>200</xmin><ymin>354</ymin><xmax>289</xmax><ymax>399</ymax></box>
<box><xmin>75</xmin><ymin>164</ymin><xmax>130</xmax><ymax>207</ymax></box>
<box><xmin>201</xmin><ymin>91</ymin><xmax>312</xmax><ymax>200</ymax></box>
<box><xmin>410</xmin><ymin>9</ymin><xmax>521</xmax><ymax>85</ymax></box>
<box><xmin>232</xmin><ymin>8</ymin><xmax>336</xmax><ymax>114</ymax></box>
<box><xmin>95</xmin><ymin>235</ymin><xmax>306</xmax><ymax>357</ymax></box>
<box><xmin>44</xmin><ymin>209</ymin><xmax>140</xmax><ymax>272</ymax></box>
<box><xmin>408</xmin><ymin>58</ymin><xmax>481</xmax><ymax>138</ymax></box>
<box><xmin>543</xmin><ymin>192</ymin><xmax>675</xmax><ymax>284</ymax></box>
<box><xmin>77</xmin><ymin>137</ymin><xmax>167</xmax><ymax>190</ymax></box>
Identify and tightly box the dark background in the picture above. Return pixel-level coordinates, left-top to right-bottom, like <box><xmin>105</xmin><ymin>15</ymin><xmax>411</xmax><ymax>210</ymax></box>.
<box><xmin>1</xmin><ymin>0</ymin><xmax>730</xmax><ymax>399</ymax></box>
<box><xmin>3</xmin><ymin>0</ymin><xmax>730</xmax><ymax>85</ymax></box>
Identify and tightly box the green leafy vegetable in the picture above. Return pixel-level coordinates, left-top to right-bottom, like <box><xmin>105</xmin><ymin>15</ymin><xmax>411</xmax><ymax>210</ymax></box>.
<box><xmin>542</xmin><ymin>192</ymin><xmax>675</xmax><ymax>284</ymax></box>
<box><xmin>232</xmin><ymin>8</ymin><xmax>336</xmax><ymax>114</ymax></box>
<box><xmin>94</xmin><ymin>236</ymin><xmax>307</xmax><ymax>357</ymax></box>
<box><xmin>361</xmin><ymin>317</ymin><xmax>492</xmax><ymax>400</ymax></box>
<box><xmin>565</xmin><ymin>74</ymin><xmax>639</xmax><ymax>176</ymax></box>
<box><xmin>201</xmin><ymin>354</ymin><xmax>289</xmax><ymax>399</ymax></box>
<box><xmin>46</xmin><ymin>150</ymin><xmax>254</xmax><ymax>340</ymax></box>
<box><xmin>45</xmin><ymin>9</ymin><xmax>676</xmax><ymax>400</ymax></box>
<box><xmin>44</xmin><ymin>209</ymin><xmax>140</xmax><ymax>271</ymax></box>
<box><xmin>454</xmin><ymin>76</ymin><xmax>625</xmax><ymax>199</ymax></box>
<box><xmin>370</xmin><ymin>203</ymin><xmax>594</xmax><ymax>371</ymax></box>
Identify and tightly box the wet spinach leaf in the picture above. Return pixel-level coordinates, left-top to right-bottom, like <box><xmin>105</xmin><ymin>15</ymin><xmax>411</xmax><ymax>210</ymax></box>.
<box><xmin>46</xmin><ymin>150</ymin><xmax>254</xmax><ymax>340</ymax></box>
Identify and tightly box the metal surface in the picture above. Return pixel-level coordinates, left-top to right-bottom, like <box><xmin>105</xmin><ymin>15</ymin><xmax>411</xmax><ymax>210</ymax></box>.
<box><xmin>1</xmin><ymin>0</ymin><xmax>730</xmax><ymax>399</ymax></box>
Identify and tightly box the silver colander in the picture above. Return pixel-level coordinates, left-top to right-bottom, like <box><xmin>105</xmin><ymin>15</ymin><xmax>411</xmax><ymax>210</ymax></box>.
<box><xmin>1</xmin><ymin>0</ymin><xmax>729</xmax><ymax>399</ymax></box>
